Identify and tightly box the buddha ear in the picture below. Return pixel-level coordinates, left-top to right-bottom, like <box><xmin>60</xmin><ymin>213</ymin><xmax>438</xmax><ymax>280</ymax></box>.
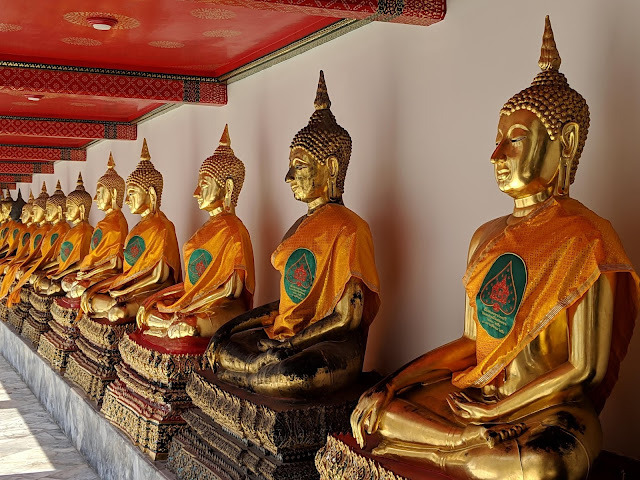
<box><xmin>79</xmin><ymin>204</ymin><xmax>86</xmax><ymax>220</ymax></box>
<box><xmin>224</xmin><ymin>178</ymin><xmax>234</xmax><ymax>212</ymax></box>
<box><xmin>148</xmin><ymin>186</ymin><xmax>158</xmax><ymax>212</ymax></box>
<box><xmin>557</xmin><ymin>122</ymin><xmax>579</xmax><ymax>196</ymax></box>
<box><xmin>109</xmin><ymin>187</ymin><xmax>118</xmax><ymax>209</ymax></box>
<box><xmin>327</xmin><ymin>156</ymin><xmax>339</xmax><ymax>200</ymax></box>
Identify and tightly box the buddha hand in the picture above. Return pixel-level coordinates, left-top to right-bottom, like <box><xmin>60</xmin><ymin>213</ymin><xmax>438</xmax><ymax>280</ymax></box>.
<box><xmin>350</xmin><ymin>382</ymin><xmax>395</xmax><ymax>448</ymax></box>
<box><xmin>446</xmin><ymin>391</ymin><xmax>498</xmax><ymax>422</ymax></box>
<box><xmin>257</xmin><ymin>338</ymin><xmax>293</xmax><ymax>352</ymax></box>
<box><xmin>167</xmin><ymin>322</ymin><xmax>198</xmax><ymax>339</ymax></box>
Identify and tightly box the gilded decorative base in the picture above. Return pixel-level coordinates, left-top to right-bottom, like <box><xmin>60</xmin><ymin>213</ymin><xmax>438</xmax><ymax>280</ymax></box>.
<box><xmin>21</xmin><ymin>309</ymin><xmax>50</xmax><ymax>348</ymax></box>
<box><xmin>315</xmin><ymin>434</ymin><xmax>450</xmax><ymax>480</ymax></box>
<box><xmin>38</xmin><ymin>298</ymin><xmax>82</xmax><ymax>372</ymax></box>
<box><xmin>0</xmin><ymin>298</ymin><xmax>8</xmax><ymax>322</ymax></box>
<box><xmin>64</xmin><ymin>315</ymin><xmax>135</xmax><ymax>404</ymax></box>
<box><xmin>100</xmin><ymin>332</ymin><xmax>209</xmax><ymax>460</ymax></box>
<box><xmin>167</xmin><ymin>370</ymin><xmax>377</xmax><ymax>480</ymax></box>
<box><xmin>6</xmin><ymin>303</ymin><xmax>30</xmax><ymax>332</ymax></box>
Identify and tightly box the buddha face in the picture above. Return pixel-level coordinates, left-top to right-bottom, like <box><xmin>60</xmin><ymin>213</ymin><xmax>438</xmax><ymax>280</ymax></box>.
<box><xmin>286</xmin><ymin>146</ymin><xmax>329</xmax><ymax>204</ymax></box>
<box><xmin>491</xmin><ymin>109</ymin><xmax>561</xmax><ymax>199</ymax></box>
<box><xmin>45</xmin><ymin>204</ymin><xmax>62</xmax><ymax>223</ymax></box>
<box><xmin>32</xmin><ymin>205</ymin><xmax>45</xmax><ymax>224</ymax></box>
<box><xmin>125</xmin><ymin>184</ymin><xmax>151</xmax><ymax>215</ymax></box>
<box><xmin>66</xmin><ymin>200</ymin><xmax>80</xmax><ymax>223</ymax></box>
<box><xmin>94</xmin><ymin>184</ymin><xmax>112</xmax><ymax>212</ymax></box>
<box><xmin>20</xmin><ymin>206</ymin><xmax>31</xmax><ymax>224</ymax></box>
<box><xmin>193</xmin><ymin>173</ymin><xmax>222</xmax><ymax>212</ymax></box>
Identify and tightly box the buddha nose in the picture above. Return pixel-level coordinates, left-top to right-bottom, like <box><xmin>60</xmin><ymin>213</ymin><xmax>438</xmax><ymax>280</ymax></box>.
<box><xmin>285</xmin><ymin>167</ymin><xmax>295</xmax><ymax>183</ymax></box>
<box><xmin>491</xmin><ymin>141</ymin><xmax>506</xmax><ymax>164</ymax></box>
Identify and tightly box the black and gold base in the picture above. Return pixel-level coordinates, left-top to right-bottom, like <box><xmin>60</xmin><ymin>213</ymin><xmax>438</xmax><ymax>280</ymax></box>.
<box><xmin>38</xmin><ymin>299</ymin><xmax>81</xmax><ymax>372</ymax></box>
<box><xmin>167</xmin><ymin>370</ymin><xmax>377</xmax><ymax>480</ymax></box>
<box><xmin>64</xmin><ymin>315</ymin><xmax>135</xmax><ymax>404</ymax></box>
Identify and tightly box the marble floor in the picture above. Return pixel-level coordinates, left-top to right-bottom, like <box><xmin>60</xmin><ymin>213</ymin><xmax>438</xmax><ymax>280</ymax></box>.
<box><xmin>0</xmin><ymin>355</ymin><xmax>99</xmax><ymax>480</ymax></box>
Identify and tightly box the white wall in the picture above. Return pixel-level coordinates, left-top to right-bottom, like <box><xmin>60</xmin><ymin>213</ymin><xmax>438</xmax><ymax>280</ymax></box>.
<box><xmin>18</xmin><ymin>0</ymin><xmax>640</xmax><ymax>458</ymax></box>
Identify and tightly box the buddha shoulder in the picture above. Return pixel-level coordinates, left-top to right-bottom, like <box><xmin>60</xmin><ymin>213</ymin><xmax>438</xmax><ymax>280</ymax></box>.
<box><xmin>467</xmin><ymin>215</ymin><xmax>509</xmax><ymax>261</ymax></box>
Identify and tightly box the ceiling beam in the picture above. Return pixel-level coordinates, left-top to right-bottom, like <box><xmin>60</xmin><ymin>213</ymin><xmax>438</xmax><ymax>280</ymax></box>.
<box><xmin>0</xmin><ymin>174</ymin><xmax>31</xmax><ymax>183</ymax></box>
<box><xmin>181</xmin><ymin>0</ymin><xmax>446</xmax><ymax>25</ymax></box>
<box><xmin>0</xmin><ymin>116</ymin><xmax>136</xmax><ymax>140</ymax></box>
<box><xmin>0</xmin><ymin>162</ymin><xmax>54</xmax><ymax>175</ymax></box>
<box><xmin>0</xmin><ymin>63</ymin><xmax>227</xmax><ymax>105</ymax></box>
<box><xmin>0</xmin><ymin>145</ymin><xmax>85</xmax><ymax>162</ymax></box>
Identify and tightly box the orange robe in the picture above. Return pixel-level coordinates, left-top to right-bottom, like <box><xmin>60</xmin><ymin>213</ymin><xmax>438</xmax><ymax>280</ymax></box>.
<box><xmin>105</xmin><ymin>211</ymin><xmax>181</xmax><ymax>292</ymax></box>
<box><xmin>157</xmin><ymin>213</ymin><xmax>255</xmax><ymax>313</ymax></box>
<box><xmin>51</xmin><ymin>221</ymin><xmax>94</xmax><ymax>276</ymax></box>
<box><xmin>0</xmin><ymin>224</ymin><xmax>38</xmax><ymax>298</ymax></box>
<box><xmin>453</xmin><ymin>197</ymin><xmax>640</xmax><ymax>412</ymax></box>
<box><xmin>266</xmin><ymin>203</ymin><xmax>380</xmax><ymax>341</ymax></box>
<box><xmin>79</xmin><ymin>210</ymin><xmax>129</xmax><ymax>272</ymax></box>
<box><xmin>8</xmin><ymin>221</ymin><xmax>70</xmax><ymax>305</ymax></box>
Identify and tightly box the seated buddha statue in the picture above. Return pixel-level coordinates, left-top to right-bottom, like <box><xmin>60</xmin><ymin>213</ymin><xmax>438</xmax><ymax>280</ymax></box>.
<box><xmin>34</xmin><ymin>173</ymin><xmax>94</xmax><ymax>295</ymax></box>
<box><xmin>61</xmin><ymin>154</ymin><xmax>128</xmax><ymax>299</ymax></box>
<box><xmin>0</xmin><ymin>190</ymin><xmax>27</xmax><ymax>260</ymax></box>
<box><xmin>81</xmin><ymin>139</ymin><xmax>181</xmax><ymax>322</ymax></box>
<box><xmin>349</xmin><ymin>18</ymin><xmax>639</xmax><ymax>480</ymax></box>
<box><xmin>207</xmin><ymin>72</ymin><xmax>380</xmax><ymax>398</ymax></box>
<box><xmin>0</xmin><ymin>194</ymin><xmax>35</xmax><ymax>283</ymax></box>
<box><xmin>8</xmin><ymin>181</ymin><xmax>70</xmax><ymax>306</ymax></box>
<box><xmin>136</xmin><ymin>124</ymin><xmax>255</xmax><ymax>340</ymax></box>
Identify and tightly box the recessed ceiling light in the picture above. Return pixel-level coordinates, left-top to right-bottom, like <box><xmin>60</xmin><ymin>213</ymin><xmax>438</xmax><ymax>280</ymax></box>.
<box><xmin>25</xmin><ymin>94</ymin><xmax>43</xmax><ymax>102</ymax></box>
<box><xmin>87</xmin><ymin>17</ymin><xmax>118</xmax><ymax>31</ymax></box>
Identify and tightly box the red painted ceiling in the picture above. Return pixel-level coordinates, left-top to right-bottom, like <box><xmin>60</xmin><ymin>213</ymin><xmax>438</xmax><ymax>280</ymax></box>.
<box><xmin>0</xmin><ymin>0</ymin><xmax>446</xmax><ymax>185</ymax></box>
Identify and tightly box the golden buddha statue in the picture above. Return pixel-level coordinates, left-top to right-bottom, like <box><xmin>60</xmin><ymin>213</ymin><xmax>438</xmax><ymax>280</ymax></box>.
<box><xmin>346</xmin><ymin>18</ymin><xmax>640</xmax><ymax>480</ymax></box>
<box><xmin>8</xmin><ymin>181</ymin><xmax>70</xmax><ymax>306</ymax></box>
<box><xmin>80</xmin><ymin>139</ymin><xmax>181</xmax><ymax>322</ymax></box>
<box><xmin>0</xmin><ymin>190</ymin><xmax>27</xmax><ymax>260</ymax></box>
<box><xmin>0</xmin><ymin>191</ymin><xmax>31</xmax><ymax>270</ymax></box>
<box><xmin>136</xmin><ymin>125</ymin><xmax>255</xmax><ymax>340</ymax></box>
<box><xmin>62</xmin><ymin>154</ymin><xmax>128</xmax><ymax>299</ymax></box>
<box><xmin>207</xmin><ymin>71</ymin><xmax>380</xmax><ymax>398</ymax></box>
<box><xmin>34</xmin><ymin>173</ymin><xmax>94</xmax><ymax>295</ymax></box>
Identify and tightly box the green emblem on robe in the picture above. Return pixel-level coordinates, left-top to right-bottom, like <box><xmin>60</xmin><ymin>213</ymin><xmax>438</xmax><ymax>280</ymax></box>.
<box><xmin>60</xmin><ymin>241</ymin><xmax>73</xmax><ymax>262</ymax></box>
<box><xmin>1</xmin><ymin>227</ymin><xmax>8</xmax><ymax>239</ymax></box>
<box><xmin>50</xmin><ymin>233</ymin><xmax>59</xmax><ymax>246</ymax></box>
<box><xmin>33</xmin><ymin>234</ymin><xmax>42</xmax><ymax>249</ymax></box>
<box><xmin>476</xmin><ymin>253</ymin><xmax>527</xmax><ymax>339</ymax></box>
<box><xmin>284</xmin><ymin>248</ymin><xmax>316</xmax><ymax>304</ymax></box>
<box><xmin>91</xmin><ymin>229</ymin><xmax>102</xmax><ymax>251</ymax></box>
<box><xmin>124</xmin><ymin>235</ymin><xmax>145</xmax><ymax>267</ymax></box>
<box><xmin>21</xmin><ymin>233</ymin><xmax>30</xmax><ymax>247</ymax></box>
<box><xmin>12</xmin><ymin>229</ymin><xmax>18</xmax><ymax>240</ymax></box>
<box><xmin>188</xmin><ymin>248</ymin><xmax>212</xmax><ymax>285</ymax></box>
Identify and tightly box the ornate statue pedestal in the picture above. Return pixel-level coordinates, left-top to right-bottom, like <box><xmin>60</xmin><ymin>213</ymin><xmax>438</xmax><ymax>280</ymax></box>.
<box><xmin>100</xmin><ymin>331</ymin><xmax>208</xmax><ymax>460</ymax></box>
<box><xmin>38</xmin><ymin>296</ymin><xmax>81</xmax><ymax>372</ymax></box>
<box><xmin>21</xmin><ymin>289</ymin><xmax>60</xmax><ymax>347</ymax></box>
<box><xmin>315</xmin><ymin>434</ymin><xmax>451</xmax><ymax>480</ymax></box>
<box><xmin>5</xmin><ymin>287</ymin><xmax>31</xmax><ymax>332</ymax></box>
<box><xmin>167</xmin><ymin>370</ymin><xmax>378</xmax><ymax>480</ymax></box>
<box><xmin>0</xmin><ymin>296</ymin><xmax>8</xmax><ymax>322</ymax></box>
<box><xmin>64</xmin><ymin>315</ymin><xmax>135</xmax><ymax>404</ymax></box>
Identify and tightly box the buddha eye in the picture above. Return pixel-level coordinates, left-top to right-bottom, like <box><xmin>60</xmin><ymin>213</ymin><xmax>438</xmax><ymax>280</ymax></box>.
<box><xmin>511</xmin><ymin>136</ymin><xmax>526</xmax><ymax>143</ymax></box>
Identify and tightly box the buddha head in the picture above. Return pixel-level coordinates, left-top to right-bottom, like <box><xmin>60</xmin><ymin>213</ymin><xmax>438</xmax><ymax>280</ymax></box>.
<box><xmin>287</xmin><ymin>70</ymin><xmax>352</xmax><ymax>206</ymax></box>
<box><xmin>10</xmin><ymin>190</ymin><xmax>26</xmax><ymax>222</ymax></box>
<box><xmin>491</xmin><ymin>16</ymin><xmax>589</xmax><ymax>199</ymax></box>
<box><xmin>125</xmin><ymin>139</ymin><xmax>163</xmax><ymax>216</ymax></box>
<box><xmin>45</xmin><ymin>180</ymin><xmax>67</xmax><ymax>223</ymax></box>
<box><xmin>32</xmin><ymin>182</ymin><xmax>49</xmax><ymax>225</ymax></box>
<box><xmin>196</xmin><ymin>124</ymin><xmax>245</xmax><ymax>214</ymax></box>
<box><xmin>20</xmin><ymin>191</ymin><xmax>33</xmax><ymax>225</ymax></box>
<box><xmin>66</xmin><ymin>173</ymin><xmax>92</xmax><ymax>223</ymax></box>
<box><xmin>0</xmin><ymin>190</ymin><xmax>12</xmax><ymax>222</ymax></box>
<box><xmin>96</xmin><ymin>153</ymin><xmax>125</xmax><ymax>212</ymax></box>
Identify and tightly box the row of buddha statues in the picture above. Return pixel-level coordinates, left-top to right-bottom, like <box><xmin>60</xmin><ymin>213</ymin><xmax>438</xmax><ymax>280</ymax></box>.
<box><xmin>0</xmin><ymin>17</ymin><xmax>637</xmax><ymax>480</ymax></box>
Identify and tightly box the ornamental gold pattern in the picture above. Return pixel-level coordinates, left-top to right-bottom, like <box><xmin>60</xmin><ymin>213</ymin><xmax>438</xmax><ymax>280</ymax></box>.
<box><xmin>501</xmin><ymin>16</ymin><xmax>589</xmax><ymax>184</ymax></box>
<box><xmin>67</xmin><ymin>172</ymin><xmax>93</xmax><ymax>213</ymax></box>
<box><xmin>127</xmin><ymin>138</ymin><xmax>164</xmax><ymax>207</ymax></box>
<box><xmin>33</xmin><ymin>182</ymin><xmax>49</xmax><ymax>210</ymax></box>
<box><xmin>199</xmin><ymin>124</ymin><xmax>245</xmax><ymax>207</ymax></box>
<box><xmin>98</xmin><ymin>153</ymin><xmax>125</xmax><ymax>208</ymax></box>
<box><xmin>46</xmin><ymin>180</ymin><xmax>67</xmax><ymax>211</ymax></box>
<box><xmin>291</xmin><ymin>70</ymin><xmax>352</xmax><ymax>195</ymax></box>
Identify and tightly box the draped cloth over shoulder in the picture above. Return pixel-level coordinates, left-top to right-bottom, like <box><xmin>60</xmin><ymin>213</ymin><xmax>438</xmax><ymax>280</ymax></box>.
<box><xmin>0</xmin><ymin>224</ymin><xmax>38</xmax><ymax>299</ymax></box>
<box><xmin>79</xmin><ymin>210</ymin><xmax>129</xmax><ymax>272</ymax></box>
<box><xmin>53</xmin><ymin>222</ymin><xmax>94</xmax><ymax>275</ymax></box>
<box><xmin>266</xmin><ymin>203</ymin><xmax>380</xmax><ymax>340</ymax></box>
<box><xmin>105</xmin><ymin>211</ymin><xmax>181</xmax><ymax>291</ymax></box>
<box><xmin>8</xmin><ymin>221</ymin><xmax>70</xmax><ymax>305</ymax></box>
<box><xmin>158</xmin><ymin>213</ymin><xmax>254</xmax><ymax>313</ymax></box>
<box><xmin>454</xmin><ymin>197</ymin><xmax>640</xmax><ymax>411</ymax></box>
